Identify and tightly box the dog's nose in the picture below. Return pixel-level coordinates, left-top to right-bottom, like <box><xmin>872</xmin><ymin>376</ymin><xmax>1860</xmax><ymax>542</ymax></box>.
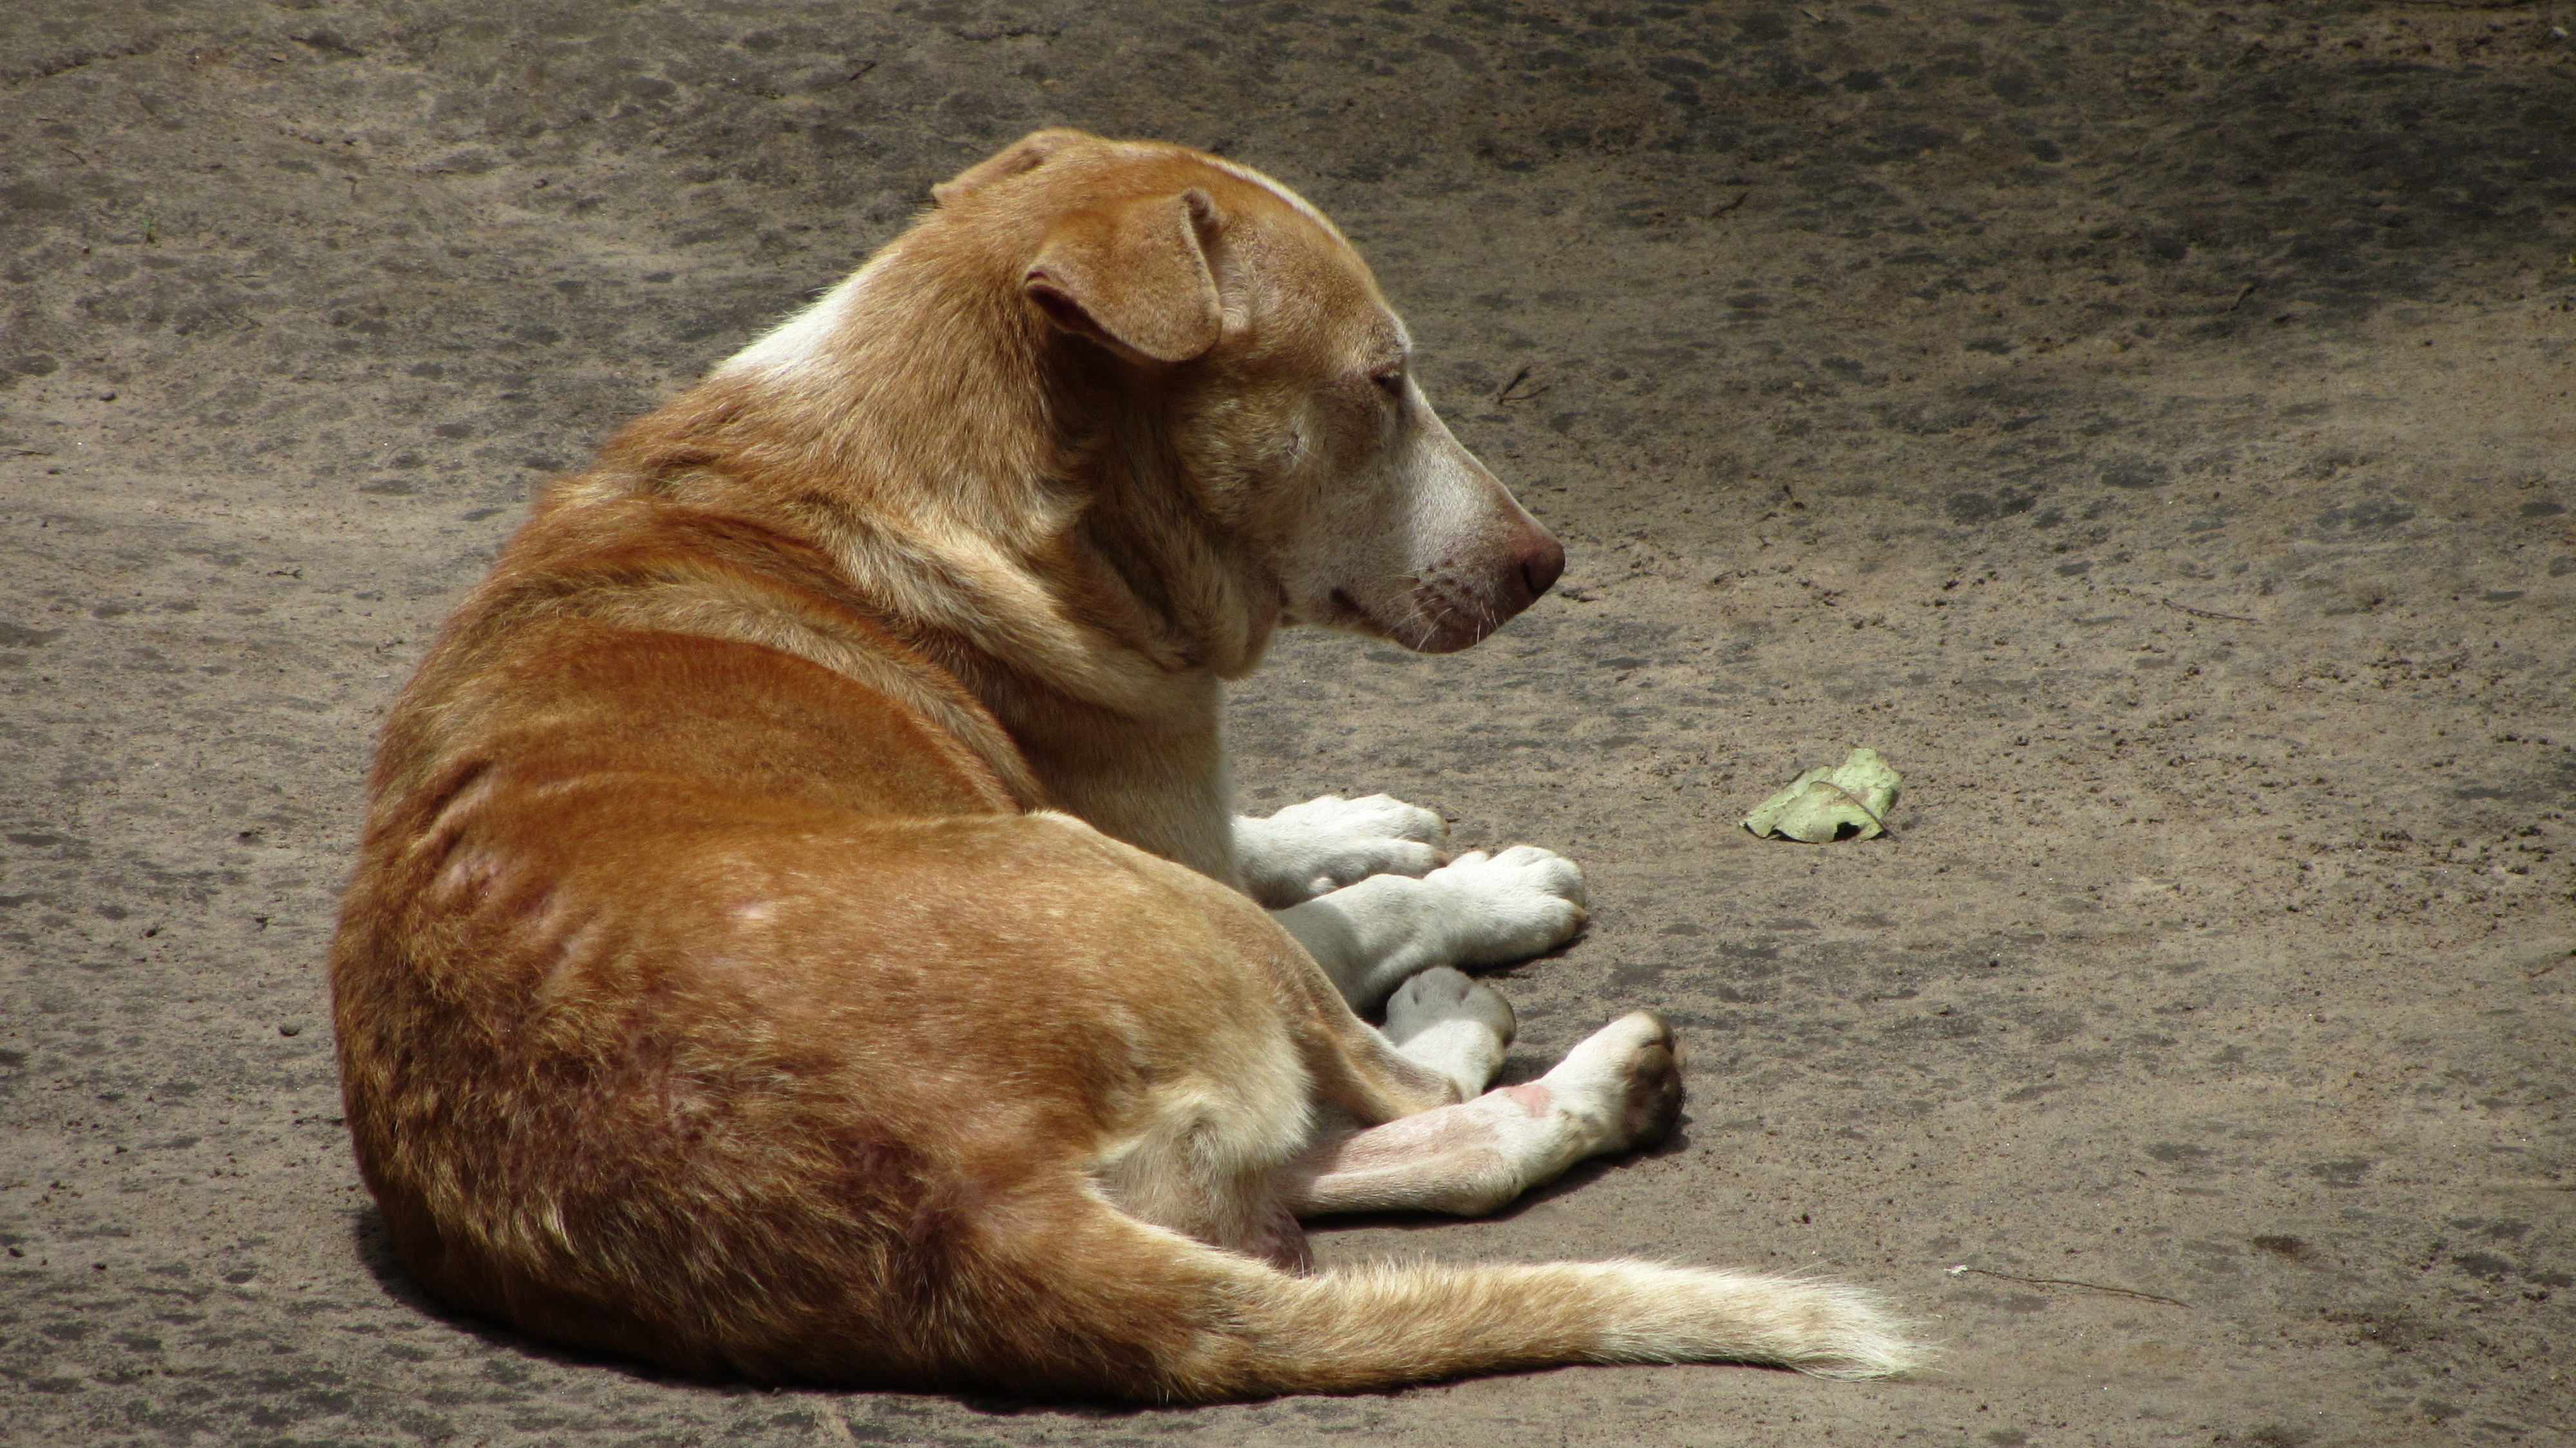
<box><xmin>1515</xmin><ymin>535</ymin><xmax>1566</xmax><ymax>607</ymax></box>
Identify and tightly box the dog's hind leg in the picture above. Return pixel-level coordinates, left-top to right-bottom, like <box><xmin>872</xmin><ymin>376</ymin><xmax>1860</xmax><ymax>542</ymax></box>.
<box><xmin>1379</xmin><ymin>966</ymin><xmax>1514</xmax><ymax>1100</ymax></box>
<box><xmin>1282</xmin><ymin>1012</ymin><xmax>1680</xmax><ymax>1218</ymax></box>
<box><xmin>1271</xmin><ymin>844</ymin><xmax>1586</xmax><ymax>1010</ymax></box>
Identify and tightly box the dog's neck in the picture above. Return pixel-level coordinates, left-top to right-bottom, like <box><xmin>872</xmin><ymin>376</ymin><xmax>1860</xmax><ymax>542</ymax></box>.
<box><xmin>581</xmin><ymin>234</ymin><xmax>1270</xmax><ymax>884</ymax></box>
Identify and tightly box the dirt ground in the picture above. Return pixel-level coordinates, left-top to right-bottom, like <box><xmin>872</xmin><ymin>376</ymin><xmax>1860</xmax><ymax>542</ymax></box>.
<box><xmin>4</xmin><ymin>1</ymin><xmax>2571</xmax><ymax>1443</ymax></box>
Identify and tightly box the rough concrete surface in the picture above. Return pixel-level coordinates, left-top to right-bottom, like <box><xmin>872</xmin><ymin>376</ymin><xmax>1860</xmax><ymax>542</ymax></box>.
<box><xmin>4</xmin><ymin>1</ymin><xmax>2572</xmax><ymax>1443</ymax></box>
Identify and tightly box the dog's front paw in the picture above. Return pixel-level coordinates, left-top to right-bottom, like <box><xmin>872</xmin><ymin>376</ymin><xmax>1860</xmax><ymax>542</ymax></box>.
<box><xmin>1236</xmin><ymin>794</ymin><xmax>1450</xmax><ymax>906</ymax></box>
<box><xmin>1421</xmin><ymin>844</ymin><xmax>1587</xmax><ymax>966</ymax></box>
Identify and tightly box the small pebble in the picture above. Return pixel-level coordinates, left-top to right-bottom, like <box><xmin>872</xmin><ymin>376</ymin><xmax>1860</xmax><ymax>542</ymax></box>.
<box><xmin>279</xmin><ymin>1024</ymin><xmax>301</xmax><ymax>1036</ymax></box>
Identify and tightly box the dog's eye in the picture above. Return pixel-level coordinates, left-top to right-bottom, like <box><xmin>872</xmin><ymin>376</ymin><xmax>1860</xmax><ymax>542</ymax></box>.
<box><xmin>1370</xmin><ymin>368</ymin><xmax>1405</xmax><ymax>400</ymax></box>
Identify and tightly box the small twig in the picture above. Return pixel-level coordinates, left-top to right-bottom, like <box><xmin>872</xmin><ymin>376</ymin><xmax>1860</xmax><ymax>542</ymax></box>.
<box><xmin>1947</xmin><ymin>1264</ymin><xmax>2188</xmax><ymax>1308</ymax></box>
<box><xmin>2229</xmin><ymin>281</ymin><xmax>2260</xmax><ymax>312</ymax></box>
<box><xmin>2161</xmin><ymin>596</ymin><xmax>2260</xmax><ymax>624</ymax></box>
<box><xmin>1493</xmin><ymin>364</ymin><xmax>1531</xmax><ymax>403</ymax></box>
<box><xmin>1819</xmin><ymin>781</ymin><xmax>1895</xmax><ymax>839</ymax></box>
<box><xmin>1710</xmin><ymin>189</ymin><xmax>1750</xmax><ymax>217</ymax></box>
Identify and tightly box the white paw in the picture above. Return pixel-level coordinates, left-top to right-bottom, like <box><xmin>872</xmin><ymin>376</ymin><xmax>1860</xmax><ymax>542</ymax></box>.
<box><xmin>1237</xmin><ymin>794</ymin><xmax>1450</xmax><ymax>906</ymax></box>
<box><xmin>1540</xmin><ymin>1011</ymin><xmax>1683</xmax><ymax>1154</ymax></box>
<box><xmin>1421</xmin><ymin>844</ymin><xmax>1587</xmax><ymax>966</ymax></box>
<box><xmin>1383</xmin><ymin>966</ymin><xmax>1515</xmax><ymax>1100</ymax></box>
<box><xmin>1384</xmin><ymin>965</ymin><xmax>1517</xmax><ymax>1047</ymax></box>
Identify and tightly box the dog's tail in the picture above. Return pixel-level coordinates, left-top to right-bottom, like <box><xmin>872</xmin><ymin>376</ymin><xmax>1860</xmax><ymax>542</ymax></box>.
<box><xmin>958</xmin><ymin>1195</ymin><xmax>1924</xmax><ymax>1402</ymax></box>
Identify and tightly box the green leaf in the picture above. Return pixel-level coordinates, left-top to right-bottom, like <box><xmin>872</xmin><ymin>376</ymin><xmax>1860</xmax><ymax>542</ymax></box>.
<box><xmin>1743</xmin><ymin>747</ymin><xmax>1901</xmax><ymax>843</ymax></box>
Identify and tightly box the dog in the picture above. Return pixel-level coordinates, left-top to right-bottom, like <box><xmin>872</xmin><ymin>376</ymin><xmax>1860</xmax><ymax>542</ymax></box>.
<box><xmin>330</xmin><ymin>129</ymin><xmax>1917</xmax><ymax>1401</ymax></box>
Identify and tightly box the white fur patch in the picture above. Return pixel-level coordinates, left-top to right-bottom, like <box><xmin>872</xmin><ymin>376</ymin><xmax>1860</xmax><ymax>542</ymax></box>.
<box><xmin>1381</xmin><ymin>966</ymin><xmax>1513</xmax><ymax>1100</ymax></box>
<box><xmin>1233</xmin><ymin>793</ymin><xmax>1447</xmax><ymax>906</ymax></box>
<box><xmin>1203</xmin><ymin>156</ymin><xmax>1347</xmax><ymax>243</ymax></box>
<box><xmin>1273</xmin><ymin>844</ymin><xmax>1586</xmax><ymax>1009</ymax></box>
<box><xmin>714</xmin><ymin>265</ymin><xmax>878</xmax><ymax>384</ymax></box>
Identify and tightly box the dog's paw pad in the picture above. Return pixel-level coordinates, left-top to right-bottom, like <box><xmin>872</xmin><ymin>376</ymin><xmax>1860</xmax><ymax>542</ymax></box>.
<box><xmin>1384</xmin><ymin>965</ymin><xmax>1516</xmax><ymax>1047</ymax></box>
<box><xmin>1614</xmin><ymin>1018</ymin><xmax>1684</xmax><ymax>1150</ymax></box>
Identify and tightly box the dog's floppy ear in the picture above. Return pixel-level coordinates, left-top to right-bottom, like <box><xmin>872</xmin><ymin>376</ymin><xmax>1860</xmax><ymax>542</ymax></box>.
<box><xmin>1023</xmin><ymin>189</ymin><xmax>1223</xmax><ymax>365</ymax></box>
<box><xmin>932</xmin><ymin>129</ymin><xmax>1094</xmax><ymax>207</ymax></box>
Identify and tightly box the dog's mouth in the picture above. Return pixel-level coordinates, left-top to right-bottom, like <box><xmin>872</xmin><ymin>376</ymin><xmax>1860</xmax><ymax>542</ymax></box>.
<box><xmin>1326</xmin><ymin>585</ymin><xmax>1429</xmax><ymax>649</ymax></box>
<box><xmin>1327</xmin><ymin>587</ymin><xmax>1380</xmax><ymax>632</ymax></box>
<box><xmin>1320</xmin><ymin>531</ymin><xmax>1564</xmax><ymax>654</ymax></box>
<box><xmin>1326</xmin><ymin>582</ymin><xmax>1501</xmax><ymax>655</ymax></box>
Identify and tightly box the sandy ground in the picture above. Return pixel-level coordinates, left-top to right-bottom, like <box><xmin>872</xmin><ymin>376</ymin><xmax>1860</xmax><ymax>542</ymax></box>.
<box><xmin>4</xmin><ymin>2</ymin><xmax>2572</xmax><ymax>1444</ymax></box>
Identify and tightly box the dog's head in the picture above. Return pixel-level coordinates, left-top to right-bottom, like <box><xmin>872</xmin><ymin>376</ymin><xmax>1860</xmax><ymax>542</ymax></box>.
<box><xmin>935</xmin><ymin>130</ymin><xmax>1564</xmax><ymax>656</ymax></box>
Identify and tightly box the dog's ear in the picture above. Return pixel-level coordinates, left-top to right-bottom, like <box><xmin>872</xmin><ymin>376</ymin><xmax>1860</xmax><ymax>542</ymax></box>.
<box><xmin>931</xmin><ymin>129</ymin><xmax>1094</xmax><ymax>207</ymax></box>
<box><xmin>1023</xmin><ymin>189</ymin><xmax>1223</xmax><ymax>365</ymax></box>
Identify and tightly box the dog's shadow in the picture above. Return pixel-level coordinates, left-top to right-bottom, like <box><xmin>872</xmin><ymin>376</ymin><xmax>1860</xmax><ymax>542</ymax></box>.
<box><xmin>349</xmin><ymin>1210</ymin><xmax>1236</xmax><ymax>1422</ymax></box>
<box><xmin>348</xmin><ymin>1208</ymin><xmax>765</xmax><ymax>1395</ymax></box>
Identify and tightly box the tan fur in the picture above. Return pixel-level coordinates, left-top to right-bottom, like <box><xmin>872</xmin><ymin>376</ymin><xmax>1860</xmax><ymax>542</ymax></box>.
<box><xmin>331</xmin><ymin>129</ymin><xmax>1920</xmax><ymax>1400</ymax></box>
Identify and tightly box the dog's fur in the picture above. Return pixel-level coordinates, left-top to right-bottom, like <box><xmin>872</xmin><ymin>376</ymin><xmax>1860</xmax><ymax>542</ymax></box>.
<box><xmin>330</xmin><ymin>130</ymin><xmax>1918</xmax><ymax>1400</ymax></box>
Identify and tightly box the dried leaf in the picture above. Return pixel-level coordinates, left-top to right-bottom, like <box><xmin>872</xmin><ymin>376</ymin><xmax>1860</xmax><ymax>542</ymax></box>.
<box><xmin>1743</xmin><ymin>747</ymin><xmax>1901</xmax><ymax>842</ymax></box>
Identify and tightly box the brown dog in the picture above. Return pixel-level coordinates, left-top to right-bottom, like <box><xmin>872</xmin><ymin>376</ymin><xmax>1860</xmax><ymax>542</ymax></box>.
<box><xmin>330</xmin><ymin>129</ymin><xmax>1917</xmax><ymax>1400</ymax></box>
